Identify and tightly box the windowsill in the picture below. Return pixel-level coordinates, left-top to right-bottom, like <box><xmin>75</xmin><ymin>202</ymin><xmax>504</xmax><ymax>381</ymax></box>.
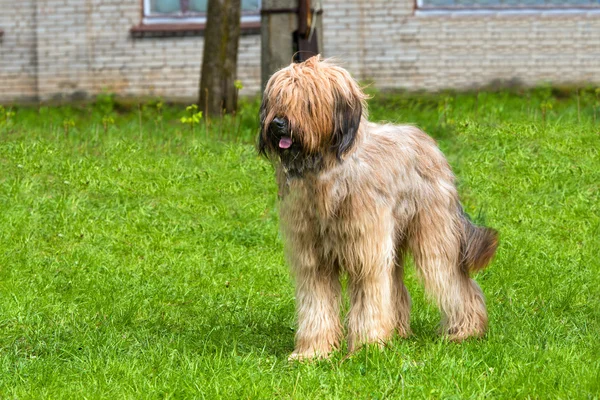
<box><xmin>130</xmin><ymin>21</ymin><xmax>260</xmax><ymax>37</ymax></box>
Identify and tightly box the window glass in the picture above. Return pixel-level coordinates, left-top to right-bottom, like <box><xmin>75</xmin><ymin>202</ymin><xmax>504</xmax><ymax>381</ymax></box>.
<box><xmin>148</xmin><ymin>0</ymin><xmax>261</xmax><ymax>15</ymax></box>
<box><xmin>242</xmin><ymin>0</ymin><xmax>261</xmax><ymax>13</ymax></box>
<box><xmin>189</xmin><ymin>0</ymin><xmax>207</xmax><ymax>13</ymax></box>
<box><xmin>151</xmin><ymin>0</ymin><xmax>182</xmax><ymax>13</ymax></box>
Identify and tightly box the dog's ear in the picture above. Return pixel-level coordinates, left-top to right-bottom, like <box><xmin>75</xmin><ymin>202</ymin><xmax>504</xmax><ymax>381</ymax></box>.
<box><xmin>330</xmin><ymin>94</ymin><xmax>362</xmax><ymax>161</ymax></box>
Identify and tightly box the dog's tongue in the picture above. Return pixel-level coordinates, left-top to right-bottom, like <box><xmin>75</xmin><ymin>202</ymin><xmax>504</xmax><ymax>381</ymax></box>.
<box><xmin>279</xmin><ymin>137</ymin><xmax>292</xmax><ymax>149</ymax></box>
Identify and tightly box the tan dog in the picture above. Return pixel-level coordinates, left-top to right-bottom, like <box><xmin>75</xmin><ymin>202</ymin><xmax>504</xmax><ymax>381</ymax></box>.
<box><xmin>258</xmin><ymin>56</ymin><xmax>498</xmax><ymax>360</ymax></box>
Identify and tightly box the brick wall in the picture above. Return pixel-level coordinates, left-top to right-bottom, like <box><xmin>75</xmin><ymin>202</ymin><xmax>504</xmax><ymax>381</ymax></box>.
<box><xmin>323</xmin><ymin>0</ymin><xmax>600</xmax><ymax>90</ymax></box>
<box><xmin>0</xmin><ymin>0</ymin><xmax>261</xmax><ymax>103</ymax></box>
<box><xmin>1</xmin><ymin>0</ymin><xmax>599</xmax><ymax>103</ymax></box>
<box><xmin>0</xmin><ymin>1</ymin><xmax>38</xmax><ymax>102</ymax></box>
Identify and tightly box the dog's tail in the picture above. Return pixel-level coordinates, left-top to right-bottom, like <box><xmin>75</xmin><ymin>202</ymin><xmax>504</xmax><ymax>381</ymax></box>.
<box><xmin>459</xmin><ymin>209</ymin><xmax>499</xmax><ymax>274</ymax></box>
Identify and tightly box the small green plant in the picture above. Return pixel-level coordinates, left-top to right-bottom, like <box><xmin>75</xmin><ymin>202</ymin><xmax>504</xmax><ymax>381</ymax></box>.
<box><xmin>537</xmin><ymin>84</ymin><xmax>555</xmax><ymax>125</ymax></box>
<box><xmin>230</xmin><ymin>81</ymin><xmax>245</xmax><ymax>141</ymax></box>
<box><xmin>180</xmin><ymin>104</ymin><xmax>203</xmax><ymax>135</ymax></box>
<box><xmin>581</xmin><ymin>87</ymin><xmax>600</xmax><ymax>125</ymax></box>
<box><xmin>540</xmin><ymin>100</ymin><xmax>553</xmax><ymax>125</ymax></box>
<box><xmin>595</xmin><ymin>87</ymin><xmax>600</xmax><ymax>124</ymax></box>
<box><xmin>0</xmin><ymin>105</ymin><xmax>16</xmax><ymax>127</ymax></box>
<box><xmin>96</xmin><ymin>92</ymin><xmax>116</xmax><ymax>115</ymax></box>
<box><xmin>138</xmin><ymin>103</ymin><xmax>144</xmax><ymax>139</ymax></box>
<box><xmin>154</xmin><ymin>100</ymin><xmax>164</xmax><ymax>131</ymax></box>
<box><xmin>473</xmin><ymin>91</ymin><xmax>480</xmax><ymax>118</ymax></box>
<box><xmin>62</xmin><ymin>118</ymin><xmax>75</xmax><ymax>136</ymax></box>
<box><xmin>102</xmin><ymin>115</ymin><xmax>115</xmax><ymax>134</ymax></box>
<box><xmin>438</xmin><ymin>95</ymin><xmax>454</xmax><ymax>127</ymax></box>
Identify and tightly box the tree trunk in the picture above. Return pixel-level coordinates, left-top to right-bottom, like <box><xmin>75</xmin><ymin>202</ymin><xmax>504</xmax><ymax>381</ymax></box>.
<box><xmin>199</xmin><ymin>0</ymin><xmax>241</xmax><ymax>118</ymax></box>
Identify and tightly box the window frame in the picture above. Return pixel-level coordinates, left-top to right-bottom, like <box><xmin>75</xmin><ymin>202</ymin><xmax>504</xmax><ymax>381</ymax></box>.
<box><xmin>141</xmin><ymin>0</ymin><xmax>261</xmax><ymax>25</ymax></box>
<box><xmin>415</xmin><ymin>0</ymin><xmax>600</xmax><ymax>11</ymax></box>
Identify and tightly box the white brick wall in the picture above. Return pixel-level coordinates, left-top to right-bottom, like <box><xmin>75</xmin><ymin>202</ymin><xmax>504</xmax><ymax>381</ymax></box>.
<box><xmin>323</xmin><ymin>0</ymin><xmax>600</xmax><ymax>90</ymax></box>
<box><xmin>0</xmin><ymin>0</ymin><xmax>261</xmax><ymax>102</ymax></box>
<box><xmin>0</xmin><ymin>1</ymin><xmax>38</xmax><ymax>102</ymax></box>
<box><xmin>1</xmin><ymin>0</ymin><xmax>599</xmax><ymax>103</ymax></box>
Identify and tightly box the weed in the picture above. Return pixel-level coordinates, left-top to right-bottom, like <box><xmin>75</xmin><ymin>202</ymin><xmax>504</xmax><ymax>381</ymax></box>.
<box><xmin>180</xmin><ymin>104</ymin><xmax>203</xmax><ymax>136</ymax></box>
<box><xmin>102</xmin><ymin>115</ymin><xmax>115</xmax><ymax>134</ymax></box>
<box><xmin>154</xmin><ymin>100</ymin><xmax>164</xmax><ymax>131</ymax></box>
<box><xmin>0</xmin><ymin>105</ymin><xmax>15</xmax><ymax>127</ymax></box>
<box><xmin>62</xmin><ymin>118</ymin><xmax>75</xmax><ymax>136</ymax></box>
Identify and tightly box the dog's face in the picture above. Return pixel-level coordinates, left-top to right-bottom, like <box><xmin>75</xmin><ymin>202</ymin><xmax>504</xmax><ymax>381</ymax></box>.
<box><xmin>258</xmin><ymin>56</ymin><xmax>367</xmax><ymax>173</ymax></box>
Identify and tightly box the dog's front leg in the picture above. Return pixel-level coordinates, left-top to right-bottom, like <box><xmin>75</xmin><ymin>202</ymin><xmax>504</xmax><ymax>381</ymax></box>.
<box><xmin>289</xmin><ymin>259</ymin><xmax>342</xmax><ymax>361</ymax></box>
<box><xmin>344</xmin><ymin>220</ymin><xmax>398</xmax><ymax>352</ymax></box>
<box><xmin>347</xmin><ymin>260</ymin><xmax>397</xmax><ymax>351</ymax></box>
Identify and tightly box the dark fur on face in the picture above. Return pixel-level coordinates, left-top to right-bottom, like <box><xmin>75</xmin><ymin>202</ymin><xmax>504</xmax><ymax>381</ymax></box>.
<box><xmin>258</xmin><ymin>56</ymin><xmax>367</xmax><ymax>176</ymax></box>
<box><xmin>258</xmin><ymin>112</ymin><xmax>324</xmax><ymax>177</ymax></box>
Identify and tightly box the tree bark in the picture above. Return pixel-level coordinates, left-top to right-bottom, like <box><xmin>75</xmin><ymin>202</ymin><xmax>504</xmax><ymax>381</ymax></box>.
<box><xmin>199</xmin><ymin>0</ymin><xmax>241</xmax><ymax>118</ymax></box>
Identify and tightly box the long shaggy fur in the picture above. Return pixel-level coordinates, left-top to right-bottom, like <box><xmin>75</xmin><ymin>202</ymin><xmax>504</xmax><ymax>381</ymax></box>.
<box><xmin>259</xmin><ymin>56</ymin><xmax>498</xmax><ymax>360</ymax></box>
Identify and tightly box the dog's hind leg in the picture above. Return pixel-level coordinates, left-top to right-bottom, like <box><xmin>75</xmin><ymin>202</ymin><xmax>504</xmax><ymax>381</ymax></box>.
<box><xmin>393</xmin><ymin>248</ymin><xmax>412</xmax><ymax>338</ymax></box>
<box><xmin>409</xmin><ymin>208</ymin><xmax>488</xmax><ymax>341</ymax></box>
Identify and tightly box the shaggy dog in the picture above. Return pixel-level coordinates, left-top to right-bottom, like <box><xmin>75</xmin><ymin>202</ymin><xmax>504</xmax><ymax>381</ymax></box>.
<box><xmin>258</xmin><ymin>56</ymin><xmax>498</xmax><ymax>360</ymax></box>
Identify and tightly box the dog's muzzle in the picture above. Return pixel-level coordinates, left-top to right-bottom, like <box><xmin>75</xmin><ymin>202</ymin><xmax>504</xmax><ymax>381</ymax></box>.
<box><xmin>270</xmin><ymin>117</ymin><xmax>293</xmax><ymax>149</ymax></box>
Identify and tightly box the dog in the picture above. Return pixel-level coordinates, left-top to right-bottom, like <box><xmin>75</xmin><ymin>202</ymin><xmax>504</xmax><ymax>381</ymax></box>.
<box><xmin>258</xmin><ymin>56</ymin><xmax>498</xmax><ymax>360</ymax></box>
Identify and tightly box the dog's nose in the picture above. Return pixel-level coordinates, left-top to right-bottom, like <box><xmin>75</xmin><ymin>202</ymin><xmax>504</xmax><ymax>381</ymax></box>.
<box><xmin>271</xmin><ymin>117</ymin><xmax>287</xmax><ymax>133</ymax></box>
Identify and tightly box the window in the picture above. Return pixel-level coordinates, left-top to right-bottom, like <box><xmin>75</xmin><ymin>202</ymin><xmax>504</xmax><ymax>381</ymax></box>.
<box><xmin>417</xmin><ymin>0</ymin><xmax>600</xmax><ymax>9</ymax></box>
<box><xmin>142</xmin><ymin>0</ymin><xmax>261</xmax><ymax>24</ymax></box>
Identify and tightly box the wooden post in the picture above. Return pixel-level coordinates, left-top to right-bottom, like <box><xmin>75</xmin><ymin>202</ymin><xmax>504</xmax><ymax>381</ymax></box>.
<box><xmin>260</xmin><ymin>0</ymin><xmax>323</xmax><ymax>89</ymax></box>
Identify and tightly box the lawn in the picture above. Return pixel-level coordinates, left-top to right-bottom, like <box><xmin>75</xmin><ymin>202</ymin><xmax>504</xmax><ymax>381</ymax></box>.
<box><xmin>0</xmin><ymin>88</ymin><xmax>599</xmax><ymax>399</ymax></box>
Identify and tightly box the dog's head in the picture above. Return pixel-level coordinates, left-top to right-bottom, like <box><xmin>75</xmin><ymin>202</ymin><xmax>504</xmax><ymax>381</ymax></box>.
<box><xmin>258</xmin><ymin>56</ymin><xmax>367</xmax><ymax>172</ymax></box>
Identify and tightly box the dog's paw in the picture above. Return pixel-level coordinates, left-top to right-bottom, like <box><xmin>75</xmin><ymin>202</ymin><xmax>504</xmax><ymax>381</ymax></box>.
<box><xmin>287</xmin><ymin>352</ymin><xmax>305</xmax><ymax>362</ymax></box>
<box><xmin>396</xmin><ymin>326</ymin><xmax>413</xmax><ymax>339</ymax></box>
<box><xmin>287</xmin><ymin>350</ymin><xmax>328</xmax><ymax>362</ymax></box>
<box><xmin>444</xmin><ymin>325</ymin><xmax>486</xmax><ymax>342</ymax></box>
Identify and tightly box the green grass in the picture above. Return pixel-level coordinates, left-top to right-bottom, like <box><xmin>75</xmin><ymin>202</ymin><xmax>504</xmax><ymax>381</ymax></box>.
<box><xmin>1</xmin><ymin>88</ymin><xmax>599</xmax><ymax>399</ymax></box>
